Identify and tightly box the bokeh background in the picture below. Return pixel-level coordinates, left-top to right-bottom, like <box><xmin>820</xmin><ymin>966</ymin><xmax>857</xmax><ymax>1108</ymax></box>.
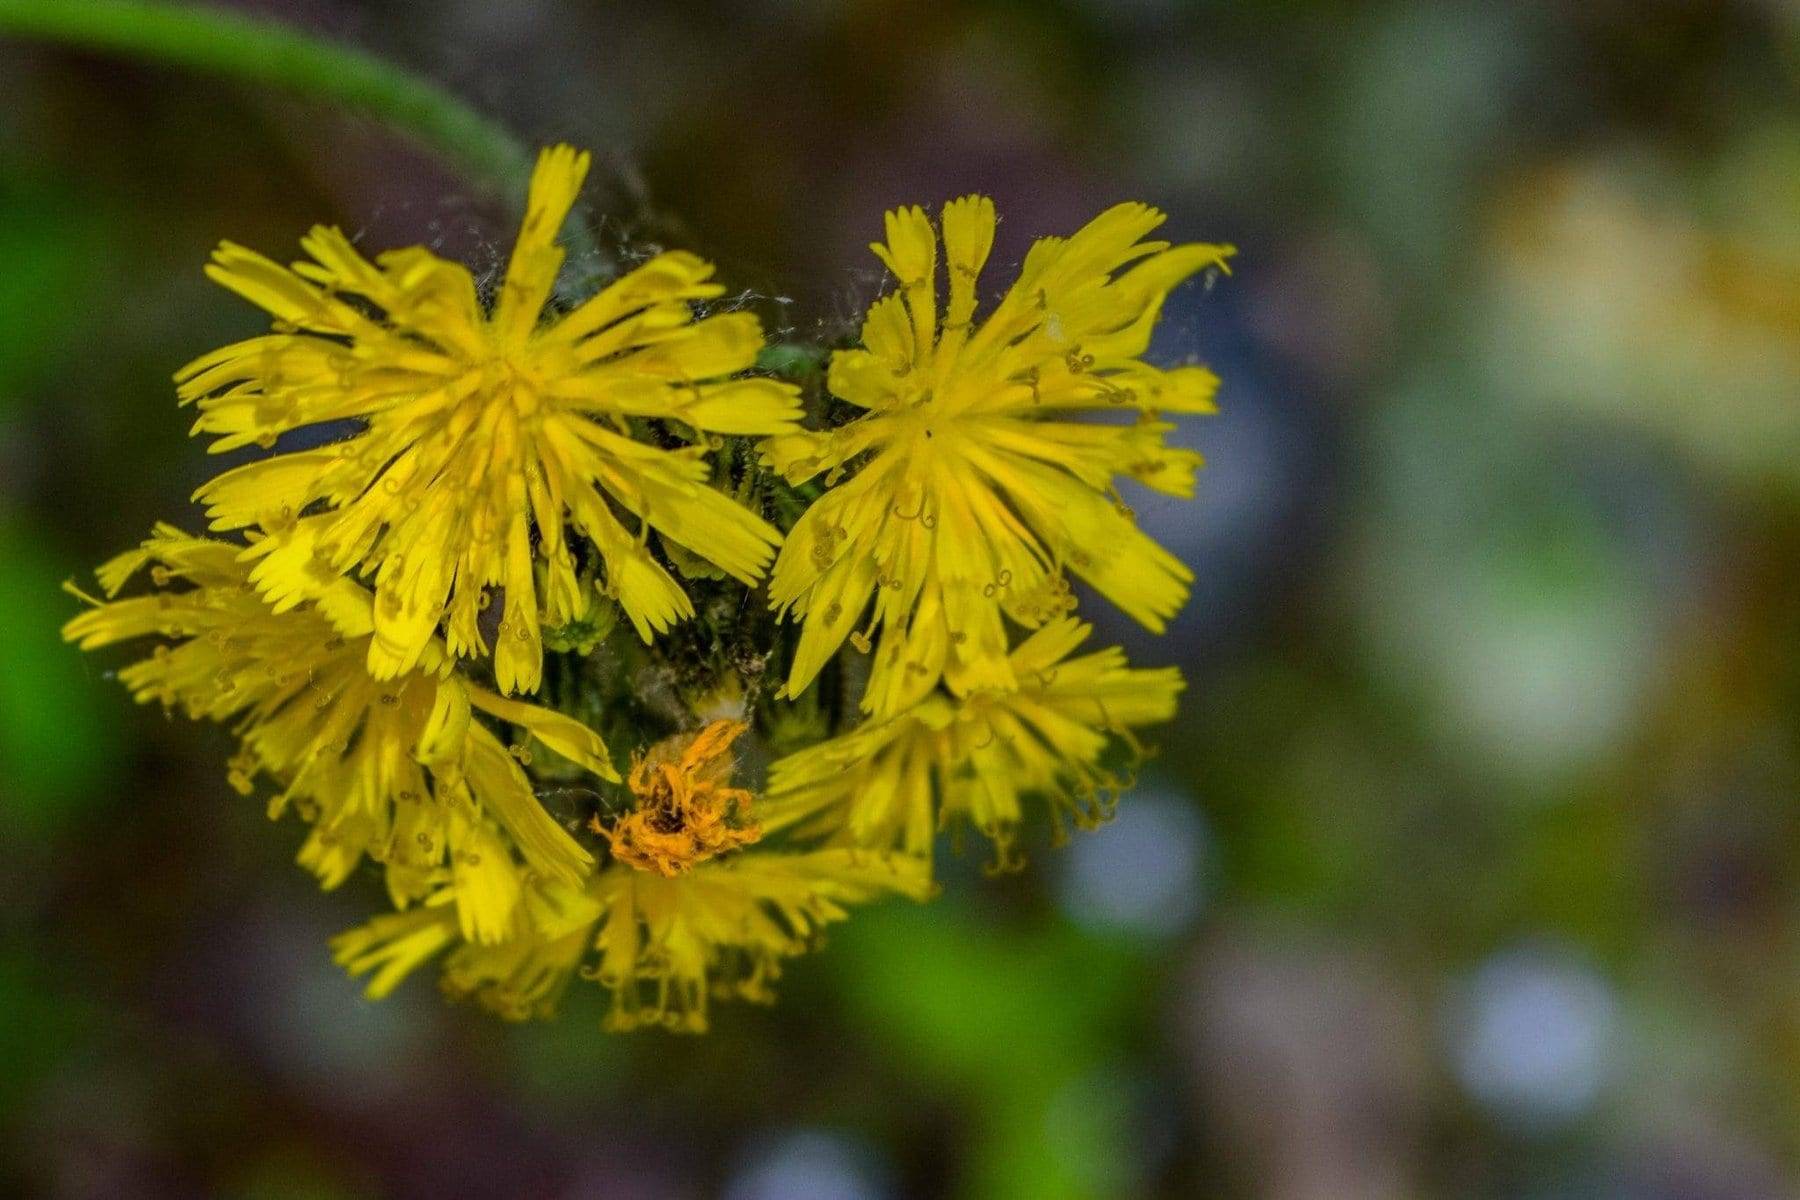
<box><xmin>4</xmin><ymin>1</ymin><xmax>1799</xmax><ymax>1196</ymax></box>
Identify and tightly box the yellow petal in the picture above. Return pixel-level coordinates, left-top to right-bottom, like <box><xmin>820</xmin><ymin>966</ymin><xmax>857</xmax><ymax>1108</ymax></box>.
<box><xmin>332</xmin><ymin>907</ymin><xmax>458</xmax><ymax>1000</ymax></box>
<box><xmin>940</xmin><ymin>194</ymin><xmax>996</xmax><ymax>335</ymax></box>
<box><xmin>415</xmin><ymin>674</ymin><xmax>473</xmax><ymax>771</ymax></box>
<box><xmin>463</xmin><ymin>723</ymin><xmax>594</xmax><ymax>885</ymax></box>
<box><xmin>783</xmin><ymin>549</ymin><xmax>879</xmax><ymax>701</ymax></box>
<box><xmin>675</xmin><ymin>377</ymin><xmax>803</xmax><ymax>435</ymax></box>
<box><xmin>466</xmin><ymin>685</ymin><xmax>620</xmax><ymax>782</ymax></box>
<box><xmin>491</xmin><ymin>144</ymin><xmax>591</xmax><ymax>345</ymax></box>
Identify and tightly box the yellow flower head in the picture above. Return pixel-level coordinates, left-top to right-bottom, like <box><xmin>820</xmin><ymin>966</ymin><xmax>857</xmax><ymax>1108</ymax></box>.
<box><xmin>596</xmin><ymin>719</ymin><xmax>763</xmax><ymax>876</ymax></box>
<box><xmin>763</xmin><ymin>618</ymin><xmax>1183</xmax><ymax>871</ymax></box>
<box><xmin>334</xmin><ymin>848</ymin><xmax>931</xmax><ymax>1032</ymax></box>
<box><xmin>63</xmin><ymin>525</ymin><xmax>618</xmax><ymax>942</ymax></box>
<box><xmin>182</xmin><ymin>145</ymin><xmax>802</xmax><ymax>696</ymax></box>
<box><xmin>764</xmin><ymin>197</ymin><xmax>1232</xmax><ymax>715</ymax></box>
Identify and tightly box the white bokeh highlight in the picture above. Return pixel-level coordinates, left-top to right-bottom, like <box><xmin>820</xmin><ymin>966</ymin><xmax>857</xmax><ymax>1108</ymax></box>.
<box><xmin>1055</xmin><ymin>783</ymin><xmax>1210</xmax><ymax>940</ymax></box>
<box><xmin>1446</xmin><ymin>943</ymin><xmax>1619</xmax><ymax>1129</ymax></box>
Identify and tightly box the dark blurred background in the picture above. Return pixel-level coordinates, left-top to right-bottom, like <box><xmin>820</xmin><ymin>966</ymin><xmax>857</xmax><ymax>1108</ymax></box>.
<box><xmin>4</xmin><ymin>1</ymin><xmax>1799</xmax><ymax>1197</ymax></box>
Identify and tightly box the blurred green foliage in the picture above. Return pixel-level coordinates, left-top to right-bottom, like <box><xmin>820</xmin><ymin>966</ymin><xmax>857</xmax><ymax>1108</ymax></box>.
<box><xmin>0</xmin><ymin>172</ymin><xmax>110</xmax><ymax>404</ymax></box>
<box><xmin>0</xmin><ymin>517</ymin><xmax>117</xmax><ymax>830</ymax></box>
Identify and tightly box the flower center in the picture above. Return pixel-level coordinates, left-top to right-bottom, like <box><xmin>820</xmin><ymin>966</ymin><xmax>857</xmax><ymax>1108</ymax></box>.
<box><xmin>477</xmin><ymin>354</ymin><xmax>544</xmax><ymax>418</ymax></box>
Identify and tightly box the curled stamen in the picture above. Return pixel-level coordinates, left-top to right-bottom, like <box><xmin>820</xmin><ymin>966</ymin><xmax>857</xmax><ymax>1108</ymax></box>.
<box><xmin>1090</xmin><ymin>696</ymin><xmax>1114</xmax><ymax>730</ymax></box>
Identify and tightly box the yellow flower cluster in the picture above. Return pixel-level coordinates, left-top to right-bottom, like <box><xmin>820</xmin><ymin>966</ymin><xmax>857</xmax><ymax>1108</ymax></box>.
<box><xmin>763</xmin><ymin>196</ymin><xmax>1230</xmax><ymax>867</ymax></box>
<box><xmin>65</xmin><ymin>524</ymin><xmax>607</xmax><ymax>943</ymax></box>
<box><xmin>764</xmin><ymin>197</ymin><xmax>1232</xmax><ymax>716</ymax></box>
<box><xmin>765</xmin><ymin>619</ymin><xmax>1184</xmax><ymax>871</ymax></box>
<box><xmin>65</xmin><ymin>148</ymin><xmax>1228</xmax><ymax>1031</ymax></box>
<box><xmin>187</xmin><ymin>145</ymin><xmax>800</xmax><ymax>695</ymax></box>
<box><xmin>336</xmin><ymin>847</ymin><xmax>930</xmax><ymax>1032</ymax></box>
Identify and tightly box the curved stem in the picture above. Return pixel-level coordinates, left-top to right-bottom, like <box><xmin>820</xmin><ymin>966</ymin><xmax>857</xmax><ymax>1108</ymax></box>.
<box><xmin>0</xmin><ymin>0</ymin><xmax>535</xmax><ymax>208</ymax></box>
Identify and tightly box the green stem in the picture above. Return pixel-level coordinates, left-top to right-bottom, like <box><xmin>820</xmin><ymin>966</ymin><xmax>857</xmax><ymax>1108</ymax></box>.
<box><xmin>0</xmin><ymin>0</ymin><xmax>603</xmax><ymax>273</ymax></box>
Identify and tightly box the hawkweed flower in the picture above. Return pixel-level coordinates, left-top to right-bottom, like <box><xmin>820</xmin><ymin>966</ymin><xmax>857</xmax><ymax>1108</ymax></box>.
<box><xmin>763</xmin><ymin>618</ymin><xmax>1183</xmax><ymax>871</ymax></box>
<box><xmin>182</xmin><ymin>144</ymin><xmax>802</xmax><ymax>695</ymax></box>
<box><xmin>336</xmin><ymin>850</ymin><xmax>931</xmax><ymax>1031</ymax></box>
<box><xmin>335</xmin><ymin>721</ymin><xmax>931</xmax><ymax>1031</ymax></box>
<box><xmin>58</xmin><ymin>109</ymin><xmax>1228</xmax><ymax>1032</ymax></box>
<box><xmin>764</xmin><ymin>197</ymin><xmax>1232</xmax><ymax>715</ymax></box>
<box><xmin>63</xmin><ymin>525</ymin><xmax>616</xmax><ymax>942</ymax></box>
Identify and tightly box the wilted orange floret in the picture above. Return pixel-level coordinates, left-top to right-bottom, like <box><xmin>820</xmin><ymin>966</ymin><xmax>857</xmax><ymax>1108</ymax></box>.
<box><xmin>596</xmin><ymin>719</ymin><xmax>762</xmax><ymax>875</ymax></box>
